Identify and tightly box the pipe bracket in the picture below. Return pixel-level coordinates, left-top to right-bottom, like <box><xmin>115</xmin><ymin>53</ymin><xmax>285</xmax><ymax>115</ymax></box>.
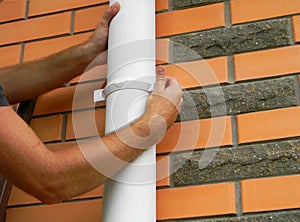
<box><xmin>94</xmin><ymin>80</ymin><xmax>154</xmax><ymax>102</ymax></box>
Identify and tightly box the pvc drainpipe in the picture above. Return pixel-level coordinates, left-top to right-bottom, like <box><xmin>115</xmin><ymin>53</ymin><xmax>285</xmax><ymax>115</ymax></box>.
<box><xmin>102</xmin><ymin>0</ymin><xmax>156</xmax><ymax>221</ymax></box>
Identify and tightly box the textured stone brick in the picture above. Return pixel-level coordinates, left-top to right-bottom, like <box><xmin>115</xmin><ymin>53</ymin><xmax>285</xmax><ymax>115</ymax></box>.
<box><xmin>173</xmin><ymin>139</ymin><xmax>300</xmax><ymax>186</ymax></box>
<box><xmin>165</xmin><ymin>210</ymin><xmax>300</xmax><ymax>221</ymax></box>
<box><xmin>180</xmin><ymin>77</ymin><xmax>297</xmax><ymax>121</ymax></box>
<box><xmin>173</xmin><ymin>0</ymin><xmax>225</xmax><ymax>9</ymax></box>
<box><xmin>171</xmin><ymin>18</ymin><xmax>291</xmax><ymax>62</ymax></box>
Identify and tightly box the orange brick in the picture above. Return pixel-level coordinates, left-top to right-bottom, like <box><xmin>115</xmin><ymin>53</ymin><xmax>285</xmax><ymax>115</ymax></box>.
<box><xmin>156</xmin><ymin>38</ymin><xmax>169</xmax><ymax>65</ymax></box>
<box><xmin>6</xmin><ymin>199</ymin><xmax>102</xmax><ymax>222</ymax></box>
<box><xmin>23</xmin><ymin>33</ymin><xmax>90</xmax><ymax>62</ymax></box>
<box><xmin>235</xmin><ymin>46</ymin><xmax>300</xmax><ymax>81</ymax></box>
<box><xmin>156</xmin><ymin>0</ymin><xmax>169</xmax><ymax>11</ymax></box>
<box><xmin>29</xmin><ymin>0</ymin><xmax>170</xmax><ymax>17</ymax></box>
<box><xmin>70</xmin><ymin>65</ymin><xmax>107</xmax><ymax>84</ymax></box>
<box><xmin>165</xmin><ymin>56</ymin><xmax>228</xmax><ymax>88</ymax></box>
<box><xmin>293</xmin><ymin>15</ymin><xmax>300</xmax><ymax>43</ymax></box>
<box><xmin>66</xmin><ymin>109</ymin><xmax>106</xmax><ymax>140</ymax></box>
<box><xmin>157</xmin><ymin>183</ymin><xmax>236</xmax><ymax>220</ymax></box>
<box><xmin>34</xmin><ymin>81</ymin><xmax>105</xmax><ymax>116</ymax></box>
<box><xmin>0</xmin><ymin>0</ymin><xmax>26</xmax><ymax>23</ymax></box>
<box><xmin>8</xmin><ymin>186</ymin><xmax>40</xmax><ymax>206</ymax></box>
<box><xmin>0</xmin><ymin>12</ymin><xmax>72</xmax><ymax>46</ymax></box>
<box><xmin>156</xmin><ymin>3</ymin><xmax>225</xmax><ymax>37</ymax></box>
<box><xmin>157</xmin><ymin>116</ymin><xmax>232</xmax><ymax>154</ymax></box>
<box><xmin>0</xmin><ymin>45</ymin><xmax>21</xmax><ymax>68</ymax></box>
<box><xmin>156</xmin><ymin>155</ymin><xmax>170</xmax><ymax>187</ymax></box>
<box><xmin>241</xmin><ymin>175</ymin><xmax>300</xmax><ymax>212</ymax></box>
<box><xmin>237</xmin><ymin>107</ymin><xmax>300</xmax><ymax>144</ymax></box>
<box><xmin>231</xmin><ymin>0</ymin><xmax>300</xmax><ymax>24</ymax></box>
<box><xmin>28</xmin><ymin>0</ymin><xmax>107</xmax><ymax>17</ymax></box>
<box><xmin>74</xmin><ymin>3</ymin><xmax>222</xmax><ymax>37</ymax></box>
<box><xmin>74</xmin><ymin>186</ymin><xmax>103</xmax><ymax>200</ymax></box>
<box><xmin>46</xmin><ymin>141</ymin><xmax>77</xmax><ymax>151</ymax></box>
<box><xmin>30</xmin><ymin>115</ymin><xmax>63</xmax><ymax>142</ymax></box>
<box><xmin>74</xmin><ymin>5</ymin><xmax>108</xmax><ymax>33</ymax></box>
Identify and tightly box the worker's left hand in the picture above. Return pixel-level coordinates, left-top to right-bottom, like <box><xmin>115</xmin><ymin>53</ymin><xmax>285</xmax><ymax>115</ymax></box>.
<box><xmin>84</xmin><ymin>2</ymin><xmax>120</xmax><ymax>57</ymax></box>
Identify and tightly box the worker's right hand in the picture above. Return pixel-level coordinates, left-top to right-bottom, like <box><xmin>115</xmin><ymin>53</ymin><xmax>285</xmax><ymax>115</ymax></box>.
<box><xmin>144</xmin><ymin>66</ymin><xmax>183</xmax><ymax>130</ymax></box>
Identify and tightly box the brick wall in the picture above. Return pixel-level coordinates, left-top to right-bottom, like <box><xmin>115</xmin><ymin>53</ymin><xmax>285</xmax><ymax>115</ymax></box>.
<box><xmin>1</xmin><ymin>0</ymin><xmax>300</xmax><ymax>221</ymax></box>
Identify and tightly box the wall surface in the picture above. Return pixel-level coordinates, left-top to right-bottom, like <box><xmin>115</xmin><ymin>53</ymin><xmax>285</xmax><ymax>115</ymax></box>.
<box><xmin>0</xmin><ymin>0</ymin><xmax>300</xmax><ymax>221</ymax></box>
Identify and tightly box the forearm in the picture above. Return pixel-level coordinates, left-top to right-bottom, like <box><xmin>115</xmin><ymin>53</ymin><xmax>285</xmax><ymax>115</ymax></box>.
<box><xmin>0</xmin><ymin>4</ymin><xmax>119</xmax><ymax>104</ymax></box>
<box><xmin>44</xmin><ymin>114</ymin><xmax>156</xmax><ymax>203</ymax></box>
<box><xmin>0</xmin><ymin>41</ymin><xmax>99</xmax><ymax>104</ymax></box>
<box><xmin>0</xmin><ymin>107</ymin><xmax>155</xmax><ymax>204</ymax></box>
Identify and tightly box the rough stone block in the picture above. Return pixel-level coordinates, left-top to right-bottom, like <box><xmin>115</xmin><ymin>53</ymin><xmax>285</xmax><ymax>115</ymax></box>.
<box><xmin>179</xmin><ymin>77</ymin><xmax>298</xmax><ymax>121</ymax></box>
<box><xmin>171</xmin><ymin>18</ymin><xmax>291</xmax><ymax>62</ymax></box>
<box><xmin>173</xmin><ymin>140</ymin><xmax>300</xmax><ymax>186</ymax></box>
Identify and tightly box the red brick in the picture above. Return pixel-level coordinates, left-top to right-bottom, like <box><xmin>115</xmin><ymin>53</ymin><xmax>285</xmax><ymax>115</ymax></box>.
<box><xmin>156</xmin><ymin>0</ymin><xmax>169</xmax><ymax>12</ymax></box>
<box><xmin>30</xmin><ymin>115</ymin><xmax>63</xmax><ymax>142</ymax></box>
<box><xmin>66</xmin><ymin>109</ymin><xmax>106</xmax><ymax>140</ymax></box>
<box><xmin>156</xmin><ymin>155</ymin><xmax>170</xmax><ymax>187</ymax></box>
<box><xmin>156</xmin><ymin>38</ymin><xmax>169</xmax><ymax>65</ymax></box>
<box><xmin>0</xmin><ymin>45</ymin><xmax>21</xmax><ymax>68</ymax></box>
<box><xmin>74</xmin><ymin>5</ymin><xmax>108</xmax><ymax>33</ymax></box>
<box><xmin>0</xmin><ymin>0</ymin><xmax>26</xmax><ymax>23</ymax></box>
<box><xmin>74</xmin><ymin>186</ymin><xmax>103</xmax><ymax>200</ymax></box>
<box><xmin>241</xmin><ymin>175</ymin><xmax>300</xmax><ymax>212</ymax></box>
<box><xmin>165</xmin><ymin>56</ymin><xmax>228</xmax><ymax>88</ymax></box>
<box><xmin>23</xmin><ymin>33</ymin><xmax>90</xmax><ymax>62</ymax></box>
<box><xmin>231</xmin><ymin>0</ymin><xmax>300</xmax><ymax>24</ymax></box>
<box><xmin>156</xmin><ymin>3</ymin><xmax>225</xmax><ymax>37</ymax></box>
<box><xmin>237</xmin><ymin>107</ymin><xmax>300</xmax><ymax>144</ymax></box>
<box><xmin>70</xmin><ymin>65</ymin><xmax>107</xmax><ymax>84</ymax></box>
<box><xmin>8</xmin><ymin>186</ymin><xmax>40</xmax><ymax>206</ymax></box>
<box><xmin>29</xmin><ymin>0</ymin><xmax>168</xmax><ymax>17</ymax></box>
<box><xmin>157</xmin><ymin>116</ymin><xmax>232</xmax><ymax>154</ymax></box>
<box><xmin>28</xmin><ymin>0</ymin><xmax>107</xmax><ymax>17</ymax></box>
<box><xmin>235</xmin><ymin>46</ymin><xmax>300</xmax><ymax>81</ymax></box>
<box><xmin>157</xmin><ymin>183</ymin><xmax>236</xmax><ymax>220</ymax></box>
<box><xmin>0</xmin><ymin>13</ymin><xmax>72</xmax><ymax>45</ymax></box>
<box><xmin>74</xmin><ymin>4</ymin><xmax>223</xmax><ymax>37</ymax></box>
<box><xmin>6</xmin><ymin>199</ymin><xmax>102</xmax><ymax>222</ymax></box>
<box><xmin>34</xmin><ymin>81</ymin><xmax>106</xmax><ymax>116</ymax></box>
<box><xmin>293</xmin><ymin>15</ymin><xmax>300</xmax><ymax>43</ymax></box>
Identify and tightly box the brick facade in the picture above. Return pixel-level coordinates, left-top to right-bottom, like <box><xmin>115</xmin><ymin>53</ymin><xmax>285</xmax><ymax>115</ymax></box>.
<box><xmin>0</xmin><ymin>0</ymin><xmax>300</xmax><ymax>221</ymax></box>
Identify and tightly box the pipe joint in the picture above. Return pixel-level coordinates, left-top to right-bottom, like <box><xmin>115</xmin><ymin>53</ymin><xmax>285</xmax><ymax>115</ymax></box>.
<box><xmin>94</xmin><ymin>80</ymin><xmax>154</xmax><ymax>102</ymax></box>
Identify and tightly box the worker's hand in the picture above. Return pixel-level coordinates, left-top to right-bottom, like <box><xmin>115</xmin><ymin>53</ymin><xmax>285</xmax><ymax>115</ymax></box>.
<box><xmin>144</xmin><ymin>66</ymin><xmax>183</xmax><ymax>130</ymax></box>
<box><xmin>84</xmin><ymin>2</ymin><xmax>120</xmax><ymax>57</ymax></box>
<box><xmin>118</xmin><ymin>66</ymin><xmax>182</xmax><ymax>150</ymax></box>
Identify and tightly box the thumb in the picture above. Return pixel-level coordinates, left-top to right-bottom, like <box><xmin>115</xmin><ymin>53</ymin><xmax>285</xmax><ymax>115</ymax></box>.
<box><xmin>153</xmin><ymin>66</ymin><xmax>167</xmax><ymax>92</ymax></box>
<box><xmin>99</xmin><ymin>2</ymin><xmax>120</xmax><ymax>28</ymax></box>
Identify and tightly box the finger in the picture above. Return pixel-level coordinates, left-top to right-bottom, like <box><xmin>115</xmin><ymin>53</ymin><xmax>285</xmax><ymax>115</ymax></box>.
<box><xmin>177</xmin><ymin>97</ymin><xmax>183</xmax><ymax>111</ymax></box>
<box><xmin>166</xmin><ymin>77</ymin><xmax>182</xmax><ymax>93</ymax></box>
<box><xmin>154</xmin><ymin>66</ymin><xmax>167</xmax><ymax>92</ymax></box>
<box><xmin>100</xmin><ymin>2</ymin><xmax>120</xmax><ymax>27</ymax></box>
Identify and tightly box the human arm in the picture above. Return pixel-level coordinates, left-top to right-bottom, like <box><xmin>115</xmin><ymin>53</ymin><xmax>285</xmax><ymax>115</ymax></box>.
<box><xmin>0</xmin><ymin>67</ymin><xmax>182</xmax><ymax>204</ymax></box>
<box><xmin>0</xmin><ymin>3</ymin><xmax>120</xmax><ymax>104</ymax></box>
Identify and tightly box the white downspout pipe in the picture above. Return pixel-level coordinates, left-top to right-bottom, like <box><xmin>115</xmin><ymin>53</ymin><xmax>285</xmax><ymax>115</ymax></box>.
<box><xmin>102</xmin><ymin>0</ymin><xmax>156</xmax><ymax>221</ymax></box>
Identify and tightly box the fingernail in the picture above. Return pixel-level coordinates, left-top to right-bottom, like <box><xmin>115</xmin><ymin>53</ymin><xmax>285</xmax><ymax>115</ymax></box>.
<box><xmin>157</xmin><ymin>66</ymin><xmax>164</xmax><ymax>74</ymax></box>
<box><xmin>112</xmin><ymin>2</ymin><xmax>119</xmax><ymax>10</ymax></box>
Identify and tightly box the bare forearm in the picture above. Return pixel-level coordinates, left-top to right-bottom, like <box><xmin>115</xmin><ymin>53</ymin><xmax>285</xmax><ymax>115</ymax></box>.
<box><xmin>44</xmin><ymin>115</ymin><xmax>154</xmax><ymax>203</ymax></box>
<box><xmin>0</xmin><ymin>41</ymin><xmax>98</xmax><ymax>104</ymax></box>
<box><xmin>0</xmin><ymin>107</ymin><xmax>153</xmax><ymax>204</ymax></box>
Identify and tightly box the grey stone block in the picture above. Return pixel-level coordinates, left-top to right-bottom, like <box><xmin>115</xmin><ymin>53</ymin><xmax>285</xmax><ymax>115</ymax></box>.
<box><xmin>164</xmin><ymin>210</ymin><xmax>300</xmax><ymax>221</ymax></box>
<box><xmin>172</xmin><ymin>140</ymin><xmax>300</xmax><ymax>186</ymax></box>
<box><xmin>172</xmin><ymin>0</ymin><xmax>225</xmax><ymax>9</ymax></box>
<box><xmin>179</xmin><ymin>77</ymin><xmax>298</xmax><ymax>121</ymax></box>
<box><xmin>171</xmin><ymin>18</ymin><xmax>291</xmax><ymax>62</ymax></box>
